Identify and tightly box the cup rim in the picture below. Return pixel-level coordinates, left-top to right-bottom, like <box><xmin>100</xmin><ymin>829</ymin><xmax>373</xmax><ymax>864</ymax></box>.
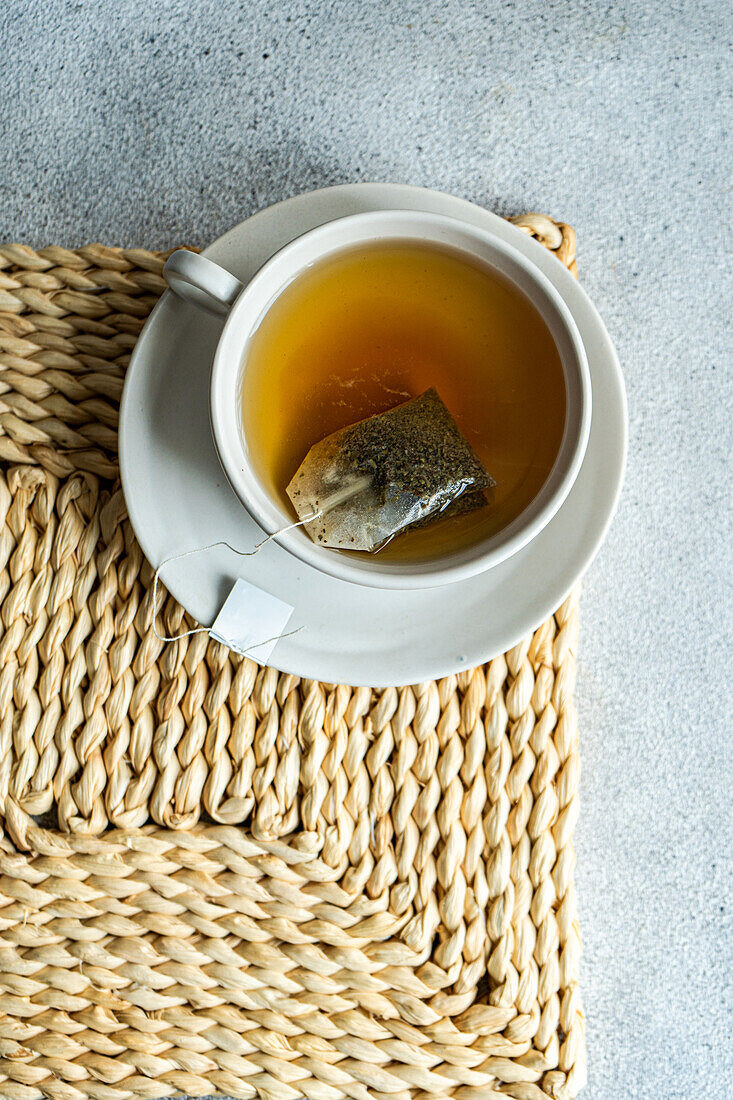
<box><xmin>209</xmin><ymin>209</ymin><xmax>592</xmax><ymax>590</ymax></box>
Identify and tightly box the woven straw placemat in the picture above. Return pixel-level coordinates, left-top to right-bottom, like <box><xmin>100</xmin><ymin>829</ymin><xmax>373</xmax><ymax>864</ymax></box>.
<box><xmin>0</xmin><ymin>214</ymin><xmax>585</xmax><ymax>1100</ymax></box>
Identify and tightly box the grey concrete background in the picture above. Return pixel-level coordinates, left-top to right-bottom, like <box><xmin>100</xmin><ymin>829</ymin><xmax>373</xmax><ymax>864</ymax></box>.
<box><xmin>2</xmin><ymin>1</ymin><xmax>731</xmax><ymax>1097</ymax></box>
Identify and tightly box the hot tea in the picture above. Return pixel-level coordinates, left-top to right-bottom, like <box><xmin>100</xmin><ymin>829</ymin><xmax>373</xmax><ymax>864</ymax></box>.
<box><xmin>241</xmin><ymin>241</ymin><xmax>566</xmax><ymax>562</ymax></box>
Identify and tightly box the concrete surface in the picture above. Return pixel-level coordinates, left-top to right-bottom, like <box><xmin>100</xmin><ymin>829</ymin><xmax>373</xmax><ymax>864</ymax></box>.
<box><xmin>1</xmin><ymin>1</ymin><xmax>731</xmax><ymax>1098</ymax></box>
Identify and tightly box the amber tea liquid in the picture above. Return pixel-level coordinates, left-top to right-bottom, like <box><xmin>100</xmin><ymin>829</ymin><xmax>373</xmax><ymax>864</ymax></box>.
<box><xmin>241</xmin><ymin>242</ymin><xmax>566</xmax><ymax>562</ymax></box>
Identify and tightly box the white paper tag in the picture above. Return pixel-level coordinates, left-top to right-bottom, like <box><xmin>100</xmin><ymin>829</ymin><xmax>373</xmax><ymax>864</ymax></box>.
<box><xmin>209</xmin><ymin>578</ymin><xmax>294</xmax><ymax>663</ymax></box>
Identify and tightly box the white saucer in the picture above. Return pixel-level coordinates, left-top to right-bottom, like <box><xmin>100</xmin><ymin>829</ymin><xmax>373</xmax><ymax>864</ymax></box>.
<box><xmin>119</xmin><ymin>184</ymin><xmax>626</xmax><ymax>687</ymax></box>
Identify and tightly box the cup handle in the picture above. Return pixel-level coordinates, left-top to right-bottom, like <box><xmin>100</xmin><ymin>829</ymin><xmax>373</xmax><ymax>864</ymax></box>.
<box><xmin>163</xmin><ymin>250</ymin><xmax>244</xmax><ymax>316</ymax></box>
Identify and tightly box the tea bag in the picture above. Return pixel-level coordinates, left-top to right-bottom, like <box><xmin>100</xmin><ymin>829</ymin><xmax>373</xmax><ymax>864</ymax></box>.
<box><xmin>286</xmin><ymin>388</ymin><xmax>495</xmax><ymax>552</ymax></box>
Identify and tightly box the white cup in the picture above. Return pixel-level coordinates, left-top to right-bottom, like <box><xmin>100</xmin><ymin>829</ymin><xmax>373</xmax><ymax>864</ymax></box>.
<box><xmin>163</xmin><ymin>210</ymin><xmax>591</xmax><ymax>590</ymax></box>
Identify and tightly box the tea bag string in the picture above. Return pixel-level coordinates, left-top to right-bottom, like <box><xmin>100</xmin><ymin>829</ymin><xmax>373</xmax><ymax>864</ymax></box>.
<box><xmin>151</xmin><ymin>510</ymin><xmax>322</xmax><ymax>646</ymax></box>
